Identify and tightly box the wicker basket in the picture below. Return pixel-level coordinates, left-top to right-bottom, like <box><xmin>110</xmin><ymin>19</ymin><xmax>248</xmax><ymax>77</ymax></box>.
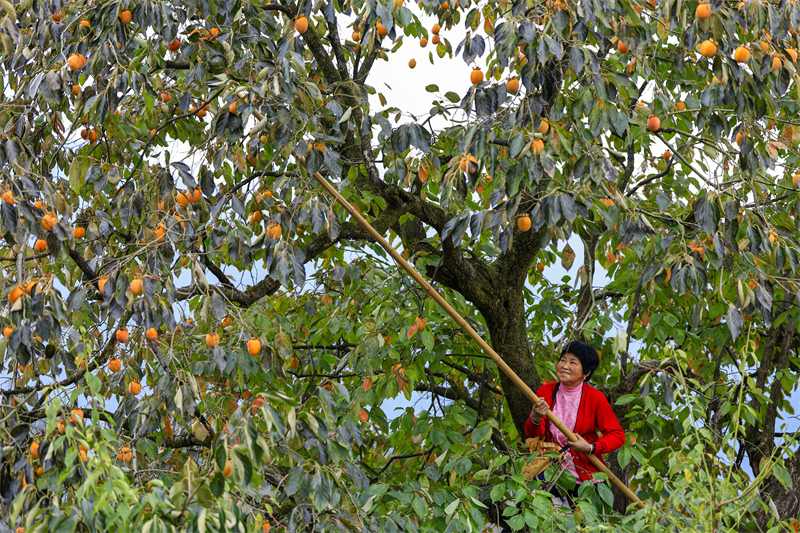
<box><xmin>521</xmin><ymin>437</ymin><xmax>566</xmax><ymax>481</ymax></box>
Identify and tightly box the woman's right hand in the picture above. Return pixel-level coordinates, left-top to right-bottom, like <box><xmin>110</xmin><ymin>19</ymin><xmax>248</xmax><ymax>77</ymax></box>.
<box><xmin>530</xmin><ymin>399</ymin><xmax>549</xmax><ymax>422</ymax></box>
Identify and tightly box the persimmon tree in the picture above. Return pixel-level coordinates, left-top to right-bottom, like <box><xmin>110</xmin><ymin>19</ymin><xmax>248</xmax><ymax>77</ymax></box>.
<box><xmin>2</xmin><ymin>0</ymin><xmax>800</xmax><ymax>531</ymax></box>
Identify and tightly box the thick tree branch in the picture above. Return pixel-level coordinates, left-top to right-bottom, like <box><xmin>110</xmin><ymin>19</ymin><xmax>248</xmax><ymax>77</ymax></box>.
<box><xmin>614</xmin><ymin>360</ymin><xmax>680</xmax><ymax>396</ymax></box>
<box><xmin>574</xmin><ymin>233</ymin><xmax>599</xmax><ymax>339</ymax></box>
<box><xmin>3</xmin><ymin>309</ymin><xmax>134</xmax><ymax>397</ymax></box>
<box><xmin>298</xmin><ymin>15</ymin><xmax>341</xmax><ymax>85</ymax></box>
<box><xmin>439</xmin><ymin>360</ymin><xmax>503</xmax><ymax>396</ymax></box>
<box><xmin>594</xmin><ymin>290</ymin><xmax>624</xmax><ymax>299</ymax></box>
<box><xmin>626</xmin><ymin>158</ymin><xmax>673</xmax><ymax>198</ymax></box>
<box><xmin>67</xmin><ymin>247</ymin><xmax>100</xmax><ymax>289</ymax></box>
<box><xmin>324</xmin><ymin>16</ymin><xmax>349</xmax><ymax>81</ymax></box>
<box><xmin>617</xmin><ymin>131</ymin><xmax>637</xmax><ymax>193</ymax></box>
<box><xmin>158</xmin><ymin>432</ymin><xmax>213</xmax><ymax>449</ymax></box>
<box><xmin>622</xmin><ymin>254</ymin><xmax>657</xmax><ymax>375</ymax></box>
<box><xmin>176</xmin><ymin>188</ymin><xmax>428</xmax><ymax>306</ymax></box>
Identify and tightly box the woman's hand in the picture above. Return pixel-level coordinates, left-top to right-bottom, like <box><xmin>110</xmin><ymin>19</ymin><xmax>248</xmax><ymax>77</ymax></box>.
<box><xmin>567</xmin><ymin>434</ymin><xmax>593</xmax><ymax>455</ymax></box>
<box><xmin>529</xmin><ymin>399</ymin><xmax>549</xmax><ymax>422</ymax></box>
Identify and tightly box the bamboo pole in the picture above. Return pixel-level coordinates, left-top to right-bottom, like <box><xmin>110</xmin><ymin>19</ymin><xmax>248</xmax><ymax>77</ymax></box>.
<box><xmin>307</xmin><ymin>165</ymin><xmax>645</xmax><ymax>510</ymax></box>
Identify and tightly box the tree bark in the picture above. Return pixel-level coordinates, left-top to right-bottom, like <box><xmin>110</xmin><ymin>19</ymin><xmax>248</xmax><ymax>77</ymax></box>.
<box><xmin>747</xmin><ymin>312</ymin><xmax>798</xmax><ymax>529</ymax></box>
<box><xmin>475</xmin><ymin>274</ymin><xmax>541</xmax><ymax>438</ymax></box>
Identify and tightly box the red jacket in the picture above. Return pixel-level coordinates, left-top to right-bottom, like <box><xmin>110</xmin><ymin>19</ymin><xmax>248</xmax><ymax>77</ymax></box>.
<box><xmin>524</xmin><ymin>382</ymin><xmax>625</xmax><ymax>482</ymax></box>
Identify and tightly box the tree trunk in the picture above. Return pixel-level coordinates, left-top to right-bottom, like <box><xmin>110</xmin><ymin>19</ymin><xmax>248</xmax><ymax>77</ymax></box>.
<box><xmin>758</xmin><ymin>453</ymin><xmax>800</xmax><ymax>530</ymax></box>
<box><xmin>477</xmin><ymin>277</ymin><xmax>541</xmax><ymax>439</ymax></box>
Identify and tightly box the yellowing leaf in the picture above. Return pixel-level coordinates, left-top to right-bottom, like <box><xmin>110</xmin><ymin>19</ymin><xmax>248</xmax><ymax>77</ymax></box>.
<box><xmin>578</xmin><ymin>265</ymin><xmax>588</xmax><ymax>286</ymax></box>
<box><xmin>192</xmin><ymin>419</ymin><xmax>209</xmax><ymax>441</ymax></box>
<box><xmin>561</xmin><ymin>243</ymin><xmax>575</xmax><ymax>270</ymax></box>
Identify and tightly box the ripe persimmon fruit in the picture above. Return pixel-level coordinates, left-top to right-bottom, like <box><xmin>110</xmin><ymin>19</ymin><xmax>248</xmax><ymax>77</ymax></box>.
<box><xmin>470</xmin><ymin>68</ymin><xmax>484</xmax><ymax>84</ymax></box>
<box><xmin>696</xmin><ymin>3</ymin><xmax>711</xmax><ymax>19</ymax></box>
<box><xmin>247</xmin><ymin>338</ymin><xmax>261</xmax><ymax>355</ymax></box>
<box><xmin>131</xmin><ymin>278</ymin><xmax>143</xmax><ymax>296</ymax></box>
<box><xmin>733</xmin><ymin>46</ymin><xmax>751</xmax><ymax>63</ymax></box>
<box><xmin>67</xmin><ymin>54</ymin><xmax>87</xmax><ymax>70</ymax></box>
<box><xmin>537</xmin><ymin>121</ymin><xmax>549</xmax><ymax>134</ymax></box>
<box><xmin>699</xmin><ymin>40</ymin><xmax>717</xmax><ymax>57</ymax></box>
<box><xmin>507</xmin><ymin>78</ymin><xmax>520</xmax><ymax>93</ymax></box>
<box><xmin>206</xmin><ymin>333</ymin><xmax>220</xmax><ymax>348</ymax></box>
<box><xmin>117</xmin><ymin>447</ymin><xmax>132</xmax><ymax>462</ymax></box>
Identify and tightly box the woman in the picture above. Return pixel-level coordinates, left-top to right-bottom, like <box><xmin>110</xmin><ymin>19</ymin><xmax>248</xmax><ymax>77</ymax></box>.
<box><xmin>525</xmin><ymin>340</ymin><xmax>625</xmax><ymax>505</ymax></box>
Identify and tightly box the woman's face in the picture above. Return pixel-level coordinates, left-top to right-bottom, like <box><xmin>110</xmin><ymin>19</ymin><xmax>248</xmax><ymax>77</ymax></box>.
<box><xmin>556</xmin><ymin>352</ymin><xmax>589</xmax><ymax>387</ymax></box>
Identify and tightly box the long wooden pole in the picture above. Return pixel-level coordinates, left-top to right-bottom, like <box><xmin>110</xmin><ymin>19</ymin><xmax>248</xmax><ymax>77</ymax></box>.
<box><xmin>307</xmin><ymin>165</ymin><xmax>645</xmax><ymax>510</ymax></box>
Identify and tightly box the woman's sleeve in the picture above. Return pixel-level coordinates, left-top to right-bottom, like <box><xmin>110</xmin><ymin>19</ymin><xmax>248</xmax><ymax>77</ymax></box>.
<box><xmin>524</xmin><ymin>415</ymin><xmax>545</xmax><ymax>438</ymax></box>
<box><xmin>523</xmin><ymin>385</ymin><xmax>549</xmax><ymax>439</ymax></box>
<box><xmin>593</xmin><ymin>391</ymin><xmax>625</xmax><ymax>454</ymax></box>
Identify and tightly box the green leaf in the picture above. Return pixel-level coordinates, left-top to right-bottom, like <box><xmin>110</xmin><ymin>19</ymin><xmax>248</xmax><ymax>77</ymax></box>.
<box><xmin>471</xmin><ymin>422</ymin><xmax>491</xmax><ymax>444</ymax></box>
<box><xmin>444</xmin><ymin>499</ymin><xmax>459</xmax><ymax>515</ymax></box>
<box><xmin>285</xmin><ymin>466</ymin><xmax>305</xmax><ymax>496</ymax></box>
<box><xmin>233</xmin><ymin>449</ymin><xmax>253</xmax><ymax>486</ymax></box>
<box><xmin>421</xmin><ymin>328</ymin><xmax>435</xmax><ymax>352</ymax></box>
<box><xmin>310</xmin><ymin>473</ymin><xmax>331</xmax><ymax>511</ymax></box>
<box><xmin>215</xmin><ymin>446</ymin><xmax>227</xmax><ymax>470</ymax></box>
<box><xmin>454</xmin><ymin>458</ymin><xmax>472</xmax><ymax>475</ymax></box>
<box><xmin>773</xmin><ymin>464</ymin><xmax>792</xmax><ymax>488</ymax></box>
<box><xmin>618</xmin><ymin>446</ymin><xmax>631</xmax><ymax>468</ymax></box>
<box><xmin>52</xmin><ymin>514</ymin><xmax>78</xmax><ymax>533</ymax></box>
<box><xmin>490</xmin><ymin>483</ymin><xmax>506</xmax><ymax>502</ymax></box>
<box><xmin>507</xmin><ymin>514</ymin><xmax>525</xmax><ymax>530</ymax></box>
<box><xmin>430</xmin><ymin>427</ymin><xmax>446</xmax><ymax>446</ymax></box>
<box><xmin>412</xmin><ymin>495</ymin><xmax>428</xmax><ymax>518</ymax></box>
<box><xmin>69</xmin><ymin>158</ymin><xmax>85</xmax><ymax>193</ymax></box>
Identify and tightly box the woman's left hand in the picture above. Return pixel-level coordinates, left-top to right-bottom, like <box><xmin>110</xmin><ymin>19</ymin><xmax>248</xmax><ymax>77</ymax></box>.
<box><xmin>567</xmin><ymin>434</ymin><xmax>593</xmax><ymax>455</ymax></box>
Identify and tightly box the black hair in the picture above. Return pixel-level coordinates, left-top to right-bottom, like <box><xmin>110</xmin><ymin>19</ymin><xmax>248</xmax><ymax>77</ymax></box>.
<box><xmin>560</xmin><ymin>340</ymin><xmax>600</xmax><ymax>382</ymax></box>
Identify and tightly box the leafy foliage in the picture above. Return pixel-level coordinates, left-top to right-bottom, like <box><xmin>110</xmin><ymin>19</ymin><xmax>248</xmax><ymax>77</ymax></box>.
<box><xmin>1</xmin><ymin>0</ymin><xmax>800</xmax><ymax>531</ymax></box>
